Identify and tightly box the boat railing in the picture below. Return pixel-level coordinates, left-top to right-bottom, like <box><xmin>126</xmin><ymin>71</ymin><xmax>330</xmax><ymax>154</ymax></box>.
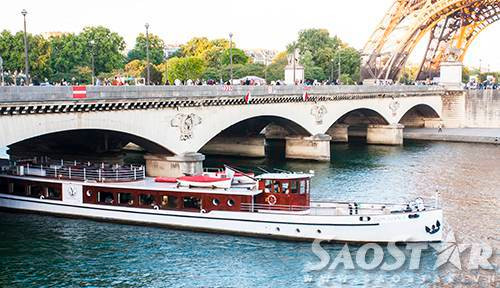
<box><xmin>241</xmin><ymin>197</ymin><xmax>440</xmax><ymax>216</ymax></box>
<box><xmin>5</xmin><ymin>161</ymin><xmax>146</xmax><ymax>183</ymax></box>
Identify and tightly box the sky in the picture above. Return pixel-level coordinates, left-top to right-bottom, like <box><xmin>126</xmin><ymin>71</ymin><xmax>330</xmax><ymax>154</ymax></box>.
<box><xmin>1</xmin><ymin>0</ymin><xmax>499</xmax><ymax>70</ymax></box>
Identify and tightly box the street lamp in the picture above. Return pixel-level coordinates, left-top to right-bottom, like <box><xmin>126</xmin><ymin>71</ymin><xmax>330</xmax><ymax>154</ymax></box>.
<box><xmin>229</xmin><ymin>32</ymin><xmax>233</xmax><ymax>84</ymax></box>
<box><xmin>337</xmin><ymin>50</ymin><xmax>341</xmax><ymax>85</ymax></box>
<box><xmin>90</xmin><ymin>40</ymin><xmax>95</xmax><ymax>85</ymax></box>
<box><xmin>145</xmin><ymin>23</ymin><xmax>151</xmax><ymax>85</ymax></box>
<box><xmin>330</xmin><ymin>59</ymin><xmax>334</xmax><ymax>84</ymax></box>
<box><xmin>0</xmin><ymin>55</ymin><xmax>4</xmax><ymax>86</ymax></box>
<box><xmin>21</xmin><ymin>9</ymin><xmax>29</xmax><ymax>86</ymax></box>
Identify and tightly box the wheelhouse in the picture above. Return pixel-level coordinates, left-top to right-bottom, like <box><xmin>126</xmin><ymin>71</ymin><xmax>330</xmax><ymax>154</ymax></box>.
<box><xmin>254</xmin><ymin>173</ymin><xmax>312</xmax><ymax>209</ymax></box>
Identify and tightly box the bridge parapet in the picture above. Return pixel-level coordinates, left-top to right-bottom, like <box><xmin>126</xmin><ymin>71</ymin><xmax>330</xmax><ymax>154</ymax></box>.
<box><xmin>0</xmin><ymin>85</ymin><xmax>446</xmax><ymax>104</ymax></box>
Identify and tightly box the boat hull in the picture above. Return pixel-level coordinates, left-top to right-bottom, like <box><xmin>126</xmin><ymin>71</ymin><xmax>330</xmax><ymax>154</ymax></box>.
<box><xmin>0</xmin><ymin>193</ymin><xmax>442</xmax><ymax>242</ymax></box>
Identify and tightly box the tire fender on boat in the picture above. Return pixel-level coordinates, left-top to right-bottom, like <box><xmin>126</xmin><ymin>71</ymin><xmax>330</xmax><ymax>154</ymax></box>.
<box><xmin>153</xmin><ymin>205</ymin><xmax>160</xmax><ymax>210</ymax></box>
<box><xmin>39</xmin><ymin>195</ymin><xmax>45</xmax><ymax>200</ymax></box>
<box><xmin>201</xmin><ymin>209</ymin><xmax>207</xmax><ymax>213</ymax></box>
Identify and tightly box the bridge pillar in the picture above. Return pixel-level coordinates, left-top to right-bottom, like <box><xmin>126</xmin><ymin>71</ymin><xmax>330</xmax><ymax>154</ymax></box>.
<box><xmin>327</xmin><ymin>124</ymin><xmax>349</xmax><ymax>142</ymax></box>
<box><xmin>200</xmin><ymin>136</ymin><xmax>266</xmax><ymax>158</ymax></box>
<box><xmin>366</xmin><ymin>124</ymin><xmax>404</xmax><ymax>145</ymax></box>
<box><xmin>285</xmin><ymin>134</ymin><xmax>331</xmax><ymax>161</ymax></box>
<box><xmin>144</xmin><ymin>152</ymin><xmax>205</xmax><ymax>177</ymax></box>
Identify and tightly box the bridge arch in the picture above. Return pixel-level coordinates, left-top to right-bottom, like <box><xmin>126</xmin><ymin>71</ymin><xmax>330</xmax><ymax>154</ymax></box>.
<box><xmin>7</xmin><ymin>129</ymin><xmax>175</xmax><ymax>160</ymax></box>
<box><xmin>398</xmin><ymin>104</ymin><xmax>441</xmax><ymax>127</ymax></box>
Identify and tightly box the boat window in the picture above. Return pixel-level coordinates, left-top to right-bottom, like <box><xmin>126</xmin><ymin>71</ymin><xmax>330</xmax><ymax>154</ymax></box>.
<box><xmin>139</xmin><ymin>194</ymin><xmax>155</xmax><ymax>206</ymax></box>
<box><xmin>30</xmin><ymin>185</ymin><xmax>43</xmax><ymax>198</ymax></box>
<box><xmin>47</xmin><ymin>187</ymin><xmax>61</xmax><ymax>199</ymax></box>
<box><xmin>227</xmin><ymin>198</ymin><xmax>235</xmax><ymax>207</ymax></box>
<box><xmin>299</xmin><ymin>180</ymin><xmax>306</xmax><ymax>195</ymax></box>
<box><xmin>13</xmin><ymin>183</ymin><xmax>26</xmax><ymax>195</ymax></box>
<box><xmin>290</xmin><ymin>181</ymin><xmax>299</xmax><ymax>194</ymax></box>
<box><xmin>0</xmin><ymin>179</ymin><xmax>9</xmax><ymax>194</ymax></box>
<box><xmin>273</xmin><ymin>181</ymin><xmax>280</xmax><ymax>193</ymax></box>
<box><xmin>118</xmin><ymin>193</ymin><xmax>134</xmax><ymax>205</ymax></box>
<box><xmin>8</xmin><ymin>183</ymin><xmax>14</xmax><ymax>194</ymax></box>
<box><xmin>212</xmin><ymin>198</ymin><xmax>220</xmax><ymax>206</ymax></box>
<box><xmin>306</xmin><ymin>180</ymin><xmax>310</xmax><ymax>194</ymax></box>
<box><xmin>161</xmin><ymin>195</ymin><xmax>178</xmax><ymax>209</ymax></box>
<box><xmin>282</xmin><ymin>182</ymin><xmax>290</xmax><ymax>194</ymax></box>
<box><xmin>98</xmin><ymin>191</ymin><xmax>114</xmax><ymax>204</ymax></box>
<box><xmin>264</xmin><ymin>180</ymin><xmax>272</xmax><ymax>192</ymax></box>
<box><xmin>183</xmin><ymin>196</ymin><xmax>200</xmax><ymax>210</ymax></box>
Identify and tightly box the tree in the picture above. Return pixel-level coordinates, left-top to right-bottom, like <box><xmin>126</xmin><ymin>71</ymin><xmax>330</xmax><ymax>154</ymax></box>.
<box><xmin>124</xmin><ymin>59</ymin><xmax>146</xmax><ymax>78</ymax></box>
<box><xmin>265</xmin><ymin>51</ymin><xmax>288</xmax><ymax>82</ymax></box>
<box><xmin>180</xmin><ymin>37</ymin><xmax>230</xmax><ymax>68</ymax></box>
<box><xmin>127</xmin><ymin>33</ymin><xmax>165</xmax><ymax>65</ymax></box>
<box><xmin>79</xmin><ymin>26</ymin><xmax>126</xmax><ymax>74</ymax></box>
<box><xmin>221</xmin><ymin>48</ymin><xmax>249</xmax><ymax>65</ymax></box>
<box><xmin>334</xmin><ymin>47</ymin><xmax>361</xmax><ymax>83</ymax></box>
<box><xmin>0</xmin><ymin>30</ymin><xmax>51</xmax><ymax>84</ymax></box>
<box><xmin>48</xmin><ymin>33</ymin><xmax>87</xmax><ymax>82</ymax></box>
<box><xmin>292</xmin><ymin>29</ymin><xmax>341</xmax><ymax>66</ymax></box>
<box><xmin>163</xmin><ymin>57</ymin><xmax>205</xmax><ymax>83</ymax></box>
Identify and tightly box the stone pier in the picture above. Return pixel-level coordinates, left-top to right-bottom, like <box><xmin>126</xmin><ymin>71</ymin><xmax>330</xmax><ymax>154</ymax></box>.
<box><xmin>366</xmin><ymin>124</ymin><xmax>404</xmax><ymax>145</ymax></box>
<box><xmin>327</xmin><ymin>124</ymin><xmax>349</xmax><ymax>142</ymax></box>
<box><xmin>200</xmin><ymin>136</ymin><xmax>266</xmax><ymax>157</ymax></box>
<box><xmin>144</xmin><ymin>152</ymin><xmax>205</xmax><ymax>177</ymax></box>
<box><xmin>285</xmin><ymin>134</ymin><xmax>331</xmax><ymax>161</ymax></box>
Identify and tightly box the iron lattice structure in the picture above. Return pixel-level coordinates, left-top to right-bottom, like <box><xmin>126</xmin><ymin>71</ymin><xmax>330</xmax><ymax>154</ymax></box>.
<box><xmin>361</xmin><ymin>0</ymin><xmax>500</xmax><ymax>81</ymax></box>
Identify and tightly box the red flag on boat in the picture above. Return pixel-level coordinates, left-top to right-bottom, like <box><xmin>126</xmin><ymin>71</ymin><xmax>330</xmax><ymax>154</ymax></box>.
<box><xmin>244</xmin><ymin>91</ymin><xmax>252</xmax><ymax>104</ymax></box>
<box><xmin>303</xmin><ymin>92</ymin><xmax>310</xmax><ymax>101</ymax></box>
<box><xmin>72</xmin><ymin>86</ymin><xmax>87</xmax><ymax>99</ymax></box>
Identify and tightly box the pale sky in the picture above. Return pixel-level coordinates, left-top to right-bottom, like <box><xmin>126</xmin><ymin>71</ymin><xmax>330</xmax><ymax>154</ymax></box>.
<box><xmin>1</xmin><ymin>0</ymin><xmax>499</xmax><ymax>70</ymax></box>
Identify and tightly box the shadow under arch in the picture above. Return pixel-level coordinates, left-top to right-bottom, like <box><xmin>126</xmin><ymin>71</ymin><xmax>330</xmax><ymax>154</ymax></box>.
<box><xmin>199</xmin><ymin>115</ymin><xmax>312</xmax><ymax>158</ymax></box>
<box><xmin>208</xmin><ymin>115</ymin><xmax>312</xmax><ymax>139</ymax></box>
<box><xmin>7</xmin><ymin>129</ymin><xmax>174</xmax><ymax>160</ymax></box>
<box><xmin>331</xmin><ymin>108</ymin><xmax>390</xmax><ymax>127</ymax></box>
<box><xmin>326</xmin><ymin>108</ymin><xmax>390</xmax><ymax>142</ymax></box>
<box><xmin>398</xmin><ymin>104</ymin><xmax>440</xmax><ymax>128</ymax></box>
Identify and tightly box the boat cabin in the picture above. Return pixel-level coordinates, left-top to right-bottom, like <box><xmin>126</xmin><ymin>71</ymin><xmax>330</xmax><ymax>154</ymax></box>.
<box><xmin>254</xmin><ymin>173</ymin><xmax>311</xmax><ymax>210</ymax></box>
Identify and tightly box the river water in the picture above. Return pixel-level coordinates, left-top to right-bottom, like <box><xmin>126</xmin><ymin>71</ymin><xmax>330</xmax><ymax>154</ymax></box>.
<box><xmin>0</xmin><ymin>141</ymin><xmax>498</xmax><ymax>287</ymax></box>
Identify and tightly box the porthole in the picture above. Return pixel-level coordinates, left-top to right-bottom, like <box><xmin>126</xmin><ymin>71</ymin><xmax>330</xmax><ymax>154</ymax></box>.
<box><xmin>212</xmin><ymin>198</ymin><xmax>220</xmax><ymax>206</ymax></box>
<box><xmin>296</xmin><ymin>228</ymin><xmax>301</xmax><ymax>233</ymax></box>
<box><xmin>276</xmin><ymin>227</ymin><xmax>280</xmax><ymax>231</ymax></box>
<box><xmin>86</xmin><ymin>190</ymin><xmax>92</xmax><ymax>197</ymax></box>
<box><xmin>317</xmin><ymin>229</ymin><xmax>322</xmax><ymax>234</ymax></box>
<box><xmin>227</xmin><ymin>199</ymin><xmax>235</xmax><ymax>207</ymax></box>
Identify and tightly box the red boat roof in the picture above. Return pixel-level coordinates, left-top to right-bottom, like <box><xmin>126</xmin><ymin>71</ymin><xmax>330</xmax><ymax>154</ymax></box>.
<box><xmin>154</xmin><ymin>177</ymin><xmax>177</xmax><ymax>183</ymax></box>
<box><xmin>178</xmin><ymin>175</ymin><xmax>231</xmax><ymax>183</ymax></box>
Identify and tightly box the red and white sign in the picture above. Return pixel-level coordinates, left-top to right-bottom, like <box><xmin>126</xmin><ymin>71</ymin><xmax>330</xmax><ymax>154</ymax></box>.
<box><xmin>222</xmin><ymin>85</ymin><xmax>233</xmax><ymax>92</ymax></box>
<box><xmin>244</xmin><ymin>91</ymin><xmax>252</xmax><ymax>104</ymax></box>
<box><xmin>302</xmin><ymin>92</ymin><xmax>310</xmax><ymax>101</ymax></box>
<box><xmin>72</xmin><ymin>86</ymin><xmax>87</xmax><ymax>99</ymax></box>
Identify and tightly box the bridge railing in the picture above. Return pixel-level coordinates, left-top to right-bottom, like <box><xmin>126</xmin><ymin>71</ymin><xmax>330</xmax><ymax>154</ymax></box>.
<box><xmin>0</xmin><ymin>85</ymin><xmax>446</xmax><ymax>103</ymax></box>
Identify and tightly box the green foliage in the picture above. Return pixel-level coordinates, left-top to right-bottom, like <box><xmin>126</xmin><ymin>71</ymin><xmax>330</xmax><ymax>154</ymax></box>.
<box><xmin>79</xmin><ymin>26</ymin><xmax>126</xmax><ymax>74</ymax></box>
<box><xmin>124</xmin><ymin>59</ymin><xmax>146</xmax><ymax>78</ymax></box>
<box><xmin>264</xmin><ymin>51</ymin><xmax>288</xmax><ymax>82</ymax></box>
<box><xmin>163</xmin><ymin>57</ymin><xmax>205</xmax><ymax>83</ymax></box>
<box><xmin>221</xmin><ymin>48</ymin><xmax>249</xmax><ymax>65</ymax></box>
<box><xmin>141</xmin><ymin>64</ymin><xmax>163</xmax><ymax>84</ymax></box>
<box><xmin>180</xmin><ymin>37</ymin><xmax>230</xmax><ymax>68</ymax></box>
<box><xmin>0</xmin><ymin>30</ymin><xmax>51</xmax><ymax>83</ymax></box>
<box><xmin>288</xmin><ymin>28</ymin><xmax>360</xmax><ymax>82</ymax></box>
<box><xmin>127</xmin><ymin>33</ymin><xmax>165</xmax><ymax>65</ymax></box>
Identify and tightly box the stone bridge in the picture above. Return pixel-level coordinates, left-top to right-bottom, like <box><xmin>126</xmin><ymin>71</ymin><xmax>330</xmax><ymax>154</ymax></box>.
<box><xmin>0</xmin><ymin>85</ymin><xmax>455</xmax><ymax>176</ymax></box>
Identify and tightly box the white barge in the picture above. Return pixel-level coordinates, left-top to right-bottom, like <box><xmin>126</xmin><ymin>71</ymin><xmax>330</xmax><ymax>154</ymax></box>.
<box><xmin>0</xmin><ymin>159</ymin><xmax>443</xmax><ymax>242</ymax></box>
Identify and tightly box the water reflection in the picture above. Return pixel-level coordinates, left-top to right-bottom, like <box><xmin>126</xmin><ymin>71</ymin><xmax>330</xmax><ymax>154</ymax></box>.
<box><xmin>0</xmin><ymin>140</ymin><xmax>498</xmax><ymax>287</ymax></box>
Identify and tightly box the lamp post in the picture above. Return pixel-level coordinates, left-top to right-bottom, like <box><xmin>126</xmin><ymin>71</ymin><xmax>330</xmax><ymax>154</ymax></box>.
<box><xmin>229</xmin><ymin>32</ymin><xmax>233</xmax><ymax>84</ymax></box>
<box><xmin>337</xmin><ymin>50</ymin><xmax>341</xmax><ymax>85</ymax></box>
<box><xmin>145</xmin><ymin>23</ymin><xmax>151</xmax><ymax>85</ymax></box>
<box><xmin>0</xmin><ymin>55</ymin><xmax>4</xmax><ymax>86</ymax></box>
<box><xmin>21</xmin><ymin>9</ymin><xmax>29</xmax><ymax>86</ymax></box>
<box><xmin>90</xmin><ymin>40</ymin><xmax>95</xmax><ymax>85</ymax></box>
<box><xmin>330</xmin><ymin>59</ymin><xmax>334</xmax><ymax>84</ymax></box>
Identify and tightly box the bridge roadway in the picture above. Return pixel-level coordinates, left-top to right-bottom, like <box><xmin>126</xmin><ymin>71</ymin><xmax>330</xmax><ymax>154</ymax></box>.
<box><xmin>0</xmin><ymin>85</ymin><xmax>455</xmax><ymax>177</ymax></box>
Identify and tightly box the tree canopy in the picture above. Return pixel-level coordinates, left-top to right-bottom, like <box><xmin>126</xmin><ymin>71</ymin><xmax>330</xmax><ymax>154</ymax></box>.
<box><xmin>127</xmin><ymin>33</ymin><xmax>165</xmax><ymax>65</ymax></box>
